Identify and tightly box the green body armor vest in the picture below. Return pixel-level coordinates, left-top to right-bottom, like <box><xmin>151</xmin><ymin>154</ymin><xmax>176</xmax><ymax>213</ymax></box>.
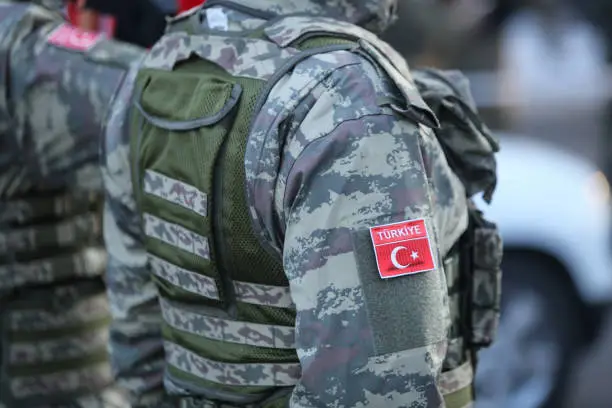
<box><xmin>130</xmin><ymin>39</ymin><xmax>300</xmax><ymax>408</ymax></box>
<box><xmin>0</xmin><ymin>3</ymin><xmax>144</xmax><ymax>405</ymax></box>
<box><xmin>130</xmin><ymin>8</ymin><xmax>502</xmax><ymax>408</ymax></box>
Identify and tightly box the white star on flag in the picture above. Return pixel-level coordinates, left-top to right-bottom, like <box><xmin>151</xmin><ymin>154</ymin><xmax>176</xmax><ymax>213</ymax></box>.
<box><xmin>411</xmin><ymin>250</ymin><xmax>419</xmax><ymax>260</ymax></box>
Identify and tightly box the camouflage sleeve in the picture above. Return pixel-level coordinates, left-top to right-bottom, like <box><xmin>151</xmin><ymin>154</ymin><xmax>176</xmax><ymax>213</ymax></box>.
<box><xmin>101</xmin><ymin>65</ymin><xmax>167</xmax><ymax>408</ymax></box>
<box><xmin>269</xmin><ymin>57</ymin><xmax>467</xmax><ymax>407</ymax></box>
<box><xmin>0</xmin><ymin>3</ymin><xmax>143</xmax><ymax>196</ymax></box>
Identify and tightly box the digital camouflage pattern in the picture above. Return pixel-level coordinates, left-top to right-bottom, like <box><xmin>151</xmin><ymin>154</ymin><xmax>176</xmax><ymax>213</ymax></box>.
<box><xmin>2</xmin><ymin>285</ymin><xmax>123</xmax><ymax>408</ymax></box>
<box><xmin>102</xmin><ymin>52</ymin><xmax>167</xmax><ymax>408</ymax></box>
<box><xmin>159</xmin><ymin>297</ymin><xmax>296</xmax><ymax>349</ymax></box>
<box><xmin>143</xmin><ymin>213</ymin><xmax>211</xmax><ymax>258</ymax></box>
<box><xmin>411</xmin><ymin>69</ymin><xmax>502</xmax><ymax>355</ymax></box>
<box><xmin>102</xmin><ymin>0</ymin><xmax>498</xmax><ymax>407</ymax></box>
<box><xmin>164</xmin><ymin>341</ymin><xmax>301</xmax><ymax>386</ymax></box>
<box><xmin>412</xmin><ymin>69</ymin><xmax>499</xmax><ymax>203</ymax></box>
<box><xmin>471</xmin><ymin>215</ymin><xmax>503</xmax><ymax>347</ymax></box>
<box><xmin>0</xmin><ymin>1</ymin><xmax>144</xmax><ymax>406</ymax></box>
<box><xmin>143</xmin><ymin>169</ymin><xmax>208</xmax><ymax>217</ymax></box>
<box><xmin>0</xmin><ymin>0</ymin><xmax>142</xmax><ymax>195</ymax></box>
<box><xmin>204</xmin><ymin>0</ymin><xmax>398</xmax><ymax>33</ymax></box>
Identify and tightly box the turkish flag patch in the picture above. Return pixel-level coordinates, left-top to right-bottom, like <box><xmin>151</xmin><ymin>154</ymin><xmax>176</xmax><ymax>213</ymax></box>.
<box><xmin>47</xmin><ymin>24</ymin><xmax>103</xmax><ymax>52</ymax></box>
<box><xmin>369</xmin><ymin>218</ymin><xmax>436</xmax><ymax>279</ymax></box>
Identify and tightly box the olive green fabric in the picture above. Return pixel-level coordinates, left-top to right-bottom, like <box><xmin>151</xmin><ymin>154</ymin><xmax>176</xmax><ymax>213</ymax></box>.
<box><xmin>444</xmin><ymin>384</ymin><xmax>473</xmax><ymax>408</ymax></box>
<box><xmin>294</xmin><ymin>36</ymin><xmax>358</xmax><ymax>49</ymax></box>
<box><xmin>130</xmin><ymin>55</ymin><xmax>298</xmax><ymax>402</ymax></box>
<box><xmin>133</xmin><ymin>64</ymin><xmax>231</xmax><ymax>307</ymax></box>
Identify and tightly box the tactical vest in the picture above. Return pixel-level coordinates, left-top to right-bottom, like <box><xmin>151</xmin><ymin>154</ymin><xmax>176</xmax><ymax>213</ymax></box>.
<box><xmin>130</xmin><ymin>5</ymin><xmax>502</xmax><ymax>408</ymax></box>
<box><xmin>0</xmin><ymin>3</ymin><xmax>143</xmax><ymax>406</ymax></box>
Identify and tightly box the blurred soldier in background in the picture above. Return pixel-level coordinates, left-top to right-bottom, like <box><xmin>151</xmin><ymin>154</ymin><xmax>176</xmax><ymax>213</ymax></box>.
<box><xmin>102</xmin><ymin>0</ymin><xmax>502</xmax><ymax>407</ymax></box>
<box><xmin>0</xmin><ymin>1</ymin><xmax>144</xmax><ymax>406</ymax></box>
<box><xmin>67</xmin><ymin>0</ymin><xmax>170</xmax><ymax>48</ymax></box>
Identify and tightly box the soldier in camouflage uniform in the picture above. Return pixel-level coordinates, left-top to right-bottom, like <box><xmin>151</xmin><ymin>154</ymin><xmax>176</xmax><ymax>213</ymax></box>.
<box><xmin>0</xmin><ymin>1</ymin><xmax>145</xmax><ymax>406</ymax></box>
<box><xmin>102</xmin><ymin>0</ymin><xmax>502</xmax><ymax>407</ymax></box>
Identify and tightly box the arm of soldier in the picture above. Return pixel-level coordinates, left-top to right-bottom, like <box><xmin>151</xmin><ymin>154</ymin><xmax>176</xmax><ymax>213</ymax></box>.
<box><xmin>2</xmin><ymin>3</ymin><xmax>144</xmax><ymax>194</ymax></box>
<box><xmin>282</xmin><ymin>113</ymin><xmax>451</xmax><ymax>407</ymax></box>
<box><xmin>102</xmin><ymin>77</ymin><xmax>167</xmax><ymax>407</ymax></box>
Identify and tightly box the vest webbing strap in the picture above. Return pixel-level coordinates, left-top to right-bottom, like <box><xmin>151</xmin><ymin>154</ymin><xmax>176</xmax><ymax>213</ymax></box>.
<box><xmin>444</xmin><ymin>385</ymin><xmax>473</xmax><ymax>408</ymax></box>
<box><xmin>440</xmin><ymin>360</ymin><xmax>474</xmax><ymax>408</ymax></box>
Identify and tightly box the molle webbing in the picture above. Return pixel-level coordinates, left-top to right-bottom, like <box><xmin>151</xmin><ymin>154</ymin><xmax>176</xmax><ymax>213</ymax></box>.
<box><xmin>130</xmin><ymin>53</ymin><xmax>298</xmax><ymax>403</ymax></box>
<box><xmin>0</xmin><ymin>280</ymin><xmax>113</xmax><ymax>406</ymax></box>
<box><xmin>0</xmin><ymin>189</ymin><xmax>111</xmax><ymax>405</ymax></box>
<box><xmin>0</xmin><ymin>4</ymin><xmax>127</xmax><ymax>406</ymax></box>
<box><xmin>0</xmin><ymin>190</ymin><xmax>104</xmax><ymax>293</ymax></box>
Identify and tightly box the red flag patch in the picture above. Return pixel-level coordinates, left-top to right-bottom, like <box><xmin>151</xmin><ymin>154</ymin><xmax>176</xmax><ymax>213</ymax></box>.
<box><xmin>47</xmin><ymin>24</ymin><xmax>103</xmax><ymax>51</ymax></box>
<box><xmin>369</xmin><ymin>218</ymin><xmax>436</xmax><ymax>279</ymax></box>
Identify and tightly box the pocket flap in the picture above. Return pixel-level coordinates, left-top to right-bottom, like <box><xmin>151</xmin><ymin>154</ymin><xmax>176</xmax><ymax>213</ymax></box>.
<box><xmin>135</xmin><ymin>73</ymin><xmax>242</xmax><ymax>131</ymax></box>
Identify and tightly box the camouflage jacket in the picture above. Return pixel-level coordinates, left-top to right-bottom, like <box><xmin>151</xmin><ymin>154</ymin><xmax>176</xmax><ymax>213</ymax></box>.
<box><xmin>0</xmin><ymin>0</ymin><xmax>143</xmax><ymax>197</ymax></box>
<box><xmin>0</xmin><ymin>2</ymin><xmax>143</xmax><ymax>407</ymax></box>
<box><xmin>102</xmin><ymin>1</ymin><xmax>469</xmax><ymax>407</ymax></box>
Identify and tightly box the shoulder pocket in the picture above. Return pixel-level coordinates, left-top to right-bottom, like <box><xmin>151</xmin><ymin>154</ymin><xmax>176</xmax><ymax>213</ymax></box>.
<box><xmin>135</xmin><ymin>72</ymin><xmax>242</xmax><ymax>131</ymax></box>
<box><xmin>130</xmin><ymin>68</ymin><xmax>243</xmax><ymax>206</ymax></box>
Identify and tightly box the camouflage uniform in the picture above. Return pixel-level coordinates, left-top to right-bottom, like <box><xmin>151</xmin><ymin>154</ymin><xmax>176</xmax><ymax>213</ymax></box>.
<box><xmin>0</xmin><ymin>1</ymin><xmax>144</xmax><ymax>406</ymax></box>
<box><xmin>102</xmin><ymin>1</ymin><xmax>492</xmax><ymax>407</ymax></box>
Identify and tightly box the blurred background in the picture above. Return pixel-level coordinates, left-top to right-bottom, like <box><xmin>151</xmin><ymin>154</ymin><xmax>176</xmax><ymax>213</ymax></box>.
<box><xmin>68</xmin><ymin>0</ymin><xmax>612</xmax><ymax>406</ymax></box>
<box><xmin>383</xmin><ymin>1</ymin><xmax>612</xmax><ymax>407</ymax></box>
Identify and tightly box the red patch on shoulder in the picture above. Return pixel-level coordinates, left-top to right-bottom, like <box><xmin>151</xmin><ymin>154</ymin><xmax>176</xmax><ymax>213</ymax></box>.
<box><xmin>369</xmin><ymin>218</ymin><xmax>436</xmax><ymax>279</ymax></box>
<box><xmin>47</xmin><ymin>24</ymin><xmax>103</xmax><ymax>51</ymax></box>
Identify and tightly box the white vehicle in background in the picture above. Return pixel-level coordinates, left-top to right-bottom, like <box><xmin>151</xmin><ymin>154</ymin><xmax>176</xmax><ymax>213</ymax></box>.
<box><xmin>473</xmin><ymin>133</ymin><xmax>612</xmax><ymax>408</ymax></box>
<box><xmin>465</xmin><ymin>6</ymin><xmax>612</xmax><ymax>406</ymax></box>
<box><xmin>383</xmin><ymin>2</ymin><xmax>612</xmax><ymax>406</ymax></box>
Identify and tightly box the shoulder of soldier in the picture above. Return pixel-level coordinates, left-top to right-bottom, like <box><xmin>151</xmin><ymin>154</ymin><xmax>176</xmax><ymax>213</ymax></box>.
<box><xmin>246</xmin><ymin>49</ymin><xmax>419</xmax><ymax>253</ymax></box>
<box><xmin>0</xmin><ymin>0</ymin><xmax>62</xmax><ymax>60</ymax></box>
<box><xmin>275</xmin><ymin>47</ymin><xmax>402</xmax><ymax>140</ymax></box>
<box><xmin>248</xmin><ymin>45</ymin><xmax>406</xmax><ymax>175</ymax></box>
<box><xmin>277</xmin><ymin>48</ymin><xmax>407</xmax><ymax>159</ymax></box>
